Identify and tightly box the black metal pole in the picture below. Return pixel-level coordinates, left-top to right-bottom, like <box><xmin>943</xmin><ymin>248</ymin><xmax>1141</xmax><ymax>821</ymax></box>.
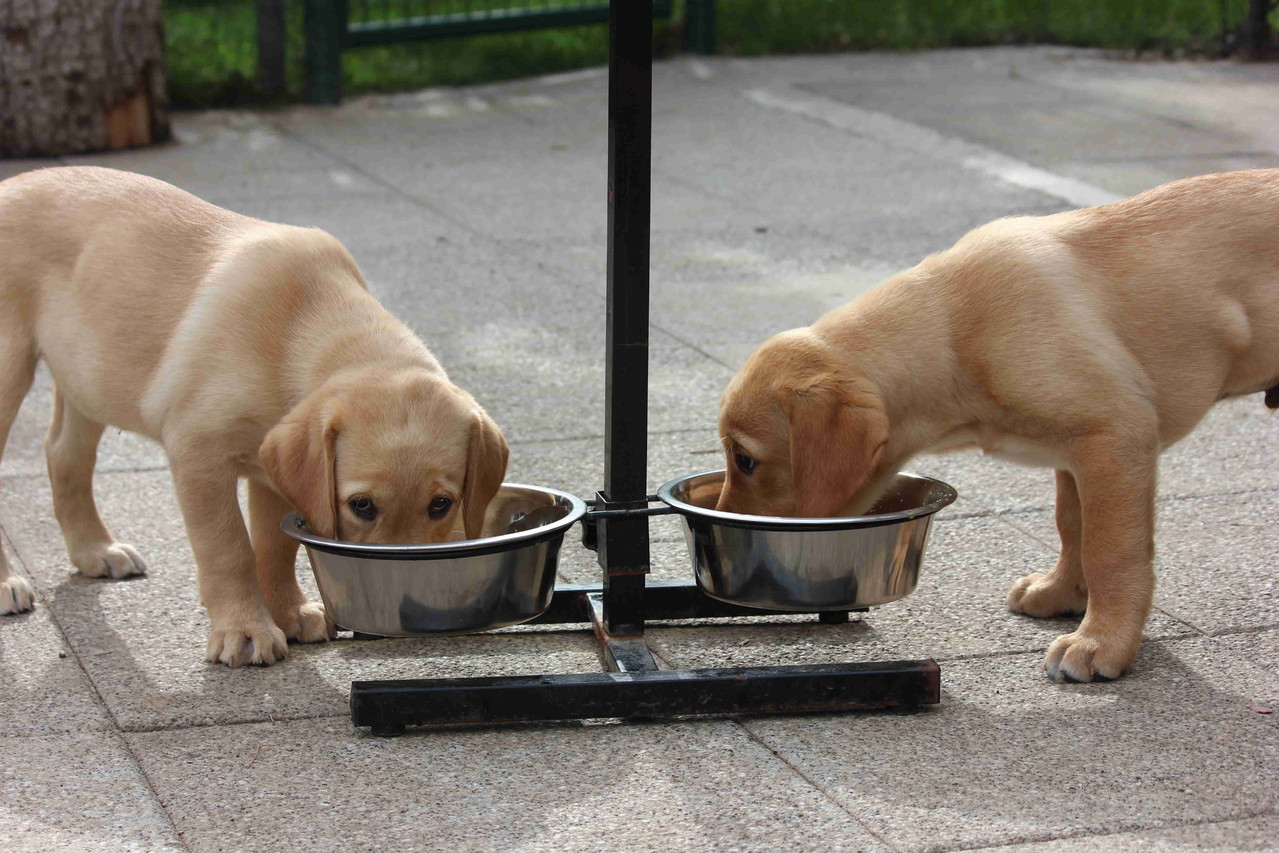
<box><xmin>600</xmin><ymin>0</ymin><xmax>653</xmax><ymax>635</ymax></box>
<box><xmin>256</xmin><ymin>0</ymin><xmax>288</xmax><ymax>99</ymax></box>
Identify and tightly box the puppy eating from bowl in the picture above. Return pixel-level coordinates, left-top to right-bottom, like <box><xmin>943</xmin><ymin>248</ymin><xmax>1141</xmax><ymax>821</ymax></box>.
<box><xmin>716</xmin><ymin>169</ymin><xmax>1279</xmax><ymax>683</ymax></box>
<box><xmin>0</xmin><ymin>167</ymin><xmax>509</xmax><ymax>667</ymax></box>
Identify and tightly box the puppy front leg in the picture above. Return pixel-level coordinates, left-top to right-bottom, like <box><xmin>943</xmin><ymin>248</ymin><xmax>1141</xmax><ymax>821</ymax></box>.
<box><xmin>0</xmin><ymin>547</ymin><xmax>34</xmax><ymax>615</ymax></box>
<box><xmin>1044</xmin><ymin>433</ymin><xmax>1157</xmax><ymax>682</ymax></box>
<box><xmin>1008</xmin><ymin>470</ymin><xmax>1089</xmax><ymax>616</ymax></box>
<box><xmin>171</xmin><ymin>462</ymin><xmax>288</xmax><ymax>667</ymax></box>
<box><xmin>248</xmin><ymin>480</ymin><xmax>334</xmax><ymax>643</ymax></box>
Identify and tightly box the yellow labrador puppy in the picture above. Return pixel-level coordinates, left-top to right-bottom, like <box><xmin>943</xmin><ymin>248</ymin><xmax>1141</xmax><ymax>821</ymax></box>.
<box><xmin>717</xmin><ymin>169</ymin><xmax>1279</xmax><ymax>683</ymax></box>
<box><xmin>0</xmin><ymin>166</ymin><xmax>509</xmax><ymax>667</ymax></box>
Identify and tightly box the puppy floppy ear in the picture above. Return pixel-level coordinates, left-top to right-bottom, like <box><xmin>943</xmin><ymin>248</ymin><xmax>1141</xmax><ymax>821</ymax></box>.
<box><xmin>260</xmin><ymin>402</ymin><xmax>340</xmax><ymax>538</ymax></box>
<box><xmin>781</xmin><ymin>381</ymin><xmax>888</xmax><ymax>517</ymax></box>
<box><xmin>462</xmin><ymin>408</ymin><xmax>510</xmax><ymax>540</ymax></box>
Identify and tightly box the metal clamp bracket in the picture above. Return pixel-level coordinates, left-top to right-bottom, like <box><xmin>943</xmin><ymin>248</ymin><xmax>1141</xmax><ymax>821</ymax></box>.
<box><xmin>580</xmin><ymin>493</ymin><xmax>674</xmax><ymax>552</ymax></box>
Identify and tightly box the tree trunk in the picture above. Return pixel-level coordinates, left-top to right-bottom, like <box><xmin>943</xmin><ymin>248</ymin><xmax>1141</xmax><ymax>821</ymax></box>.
<box><xmin>1</xmin><ymin>0</ymin><xmax>171</xmax><ymax>158</ymax></box>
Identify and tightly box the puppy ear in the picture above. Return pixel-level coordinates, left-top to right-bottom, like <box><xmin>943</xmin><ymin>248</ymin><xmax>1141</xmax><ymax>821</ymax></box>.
<box><xmin>260</xmin><ymin>401</ymin><xmax>340</xmax><ymax>538</ymax></box>
<box><xmin>781</xmin><ymin>381</ymin><xmax>888</xmax><ymax>517</ymax></box>
<box><xmin>462</xmin><ymin>408</ymin><xmax>510</xmax><ymax>540</ymax></box>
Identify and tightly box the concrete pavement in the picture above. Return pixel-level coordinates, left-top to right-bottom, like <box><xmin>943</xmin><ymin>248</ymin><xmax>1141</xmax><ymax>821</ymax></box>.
<box><xmin>1</xmin><ymin>46</ymin><xmax>1276</xmax><ymax>851</ymax></box>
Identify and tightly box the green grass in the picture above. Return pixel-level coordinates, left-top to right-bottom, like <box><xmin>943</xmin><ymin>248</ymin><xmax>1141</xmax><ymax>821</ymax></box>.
<box><xmin>163</xmin><ymin>0</ymin><xmax>1264</xmax><ymax>109</ymax></box>
<box><xmin>718</xmin><ymin>0</ymin><xmax>1252</xmax><ymax>54</ymax></box>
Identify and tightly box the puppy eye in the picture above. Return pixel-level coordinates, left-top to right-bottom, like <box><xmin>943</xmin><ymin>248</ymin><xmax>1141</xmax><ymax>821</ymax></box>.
<box><xmin>734</xmin><ymin>452</ymin><xmax>757</xmax><ymax>475</ymax></box>
<box><xmin>348</xmin><ymin>497</ymin><xmax>377</xmax><ymax>520</ymax></box>
<box><xmin>428</xmin><ymin>496</ymin><xmax>453</xmax><ymax>519</ymax></box>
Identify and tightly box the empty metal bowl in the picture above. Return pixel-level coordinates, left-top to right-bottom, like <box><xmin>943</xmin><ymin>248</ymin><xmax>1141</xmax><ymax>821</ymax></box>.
<box><xmin>657</xmin><ymin>470</ymin><xmax>957</xmax><ymax>611</ymax></box>
<box><xmin>282</xmin><ymin>484</ymin><xmax>587</xmax><ymax>637</ymax></box>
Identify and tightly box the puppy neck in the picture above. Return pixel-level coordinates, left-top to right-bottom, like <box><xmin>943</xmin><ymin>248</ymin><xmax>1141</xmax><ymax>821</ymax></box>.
<box><xmin>814</xmin><ymin>268</ymin><xmax>971</xmax><ymax>461</ymax></box>
<box><xmin>287</xmin><ymin>291</ymin><xmax>445</xmax><ymax>400</ymax></box>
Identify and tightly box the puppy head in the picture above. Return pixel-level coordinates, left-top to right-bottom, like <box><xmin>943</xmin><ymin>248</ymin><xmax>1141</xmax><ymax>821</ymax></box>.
<box><xmin>716</xmin><ymin>329</ymin><xmax>889</xmax><ymax>518</ymax></box>
<box><xmin>260</xmin><ymin>368</ymin><xmax>509</xmax><ymax>543</ymax></box>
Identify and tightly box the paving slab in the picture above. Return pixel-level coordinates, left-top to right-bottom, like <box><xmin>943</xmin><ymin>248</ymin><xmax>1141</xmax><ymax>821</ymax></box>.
<box><xmin>740</xmin><ymin>637</ymin><xmax>1279</xmax><ymax>852</ymax></box>
<box><xmin>125</xmin><ymin>715</ymin><xmax>891</xmax><ymax>853</ymax></box>
<box><xmin>1</xmin><ymin>730</ymin><xmax>183</xmax><ymax>852</ymax></box>
<box><xmin>0</xmin><ymin>470</ymin><xmax>603</xmax><ymax>731</ymax></box>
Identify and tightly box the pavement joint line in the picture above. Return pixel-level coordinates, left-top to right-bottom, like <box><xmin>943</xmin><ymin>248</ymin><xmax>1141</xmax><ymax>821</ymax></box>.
<box><xmin>993</xmin><ymin>512</ymin><xmax>1060</xmax><ymax>554</ymax></box>
<box><xmin>736</xmin><ymin>718</ymin><xmax>903</xmax><ymax>852</ymax></box>
<box><xmin>1010</xmin><ymin>66</ymin><xmax>1268</xmax><ymax>152</ymax></box>
<box><xmin>983</xmin><ymin>480</ymin><xmax>1279</xmax><ymax>521</ymax></box>
<box><xmin>267</xmin><ymin>118</ymin><xmax>506</xmax><ymax>244</ymax></box>
<box><xmin>1</xmin><ymin>463</ymin><xmax>171</xmax><ymax>482</ymax></box>
<box><xmin>747</xmin><ymin>85</ymin><xmax>1123</xmax><ymax>209</ymax></box>
<box><xmin>945</xmin><ymin>810</ymin><xmax>1279</xmax><ymax>853</ymax></box>
<box><xmin>120</xmin><ymin>710</ymin><xmax>348</xmax><ymax>736</ymax></box>
<box><xmin>648</xmin><ymin>316</ymin><xmax>738</xmax><ymax>372</ymax></box>
<box><xmin>110</xmin><ymin>727</ymin><xmax>195</xmax><ymax>852</ymax></box>
<box><xmin>1205</xmin><ymin>622</ymin><xmax>1279</xmax><ymax>638</ymax></box>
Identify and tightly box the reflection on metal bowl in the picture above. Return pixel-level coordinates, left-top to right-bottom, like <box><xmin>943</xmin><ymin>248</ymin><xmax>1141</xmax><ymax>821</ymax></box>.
<box><xmin>282</xmin><ymin>484</ymin><xmax>587</xmax><ymax>637</ymax></box>
<box><xmin>657</xmin><ymin>470</ymin><xmax>957</xmax><ymax>611</ymax></box>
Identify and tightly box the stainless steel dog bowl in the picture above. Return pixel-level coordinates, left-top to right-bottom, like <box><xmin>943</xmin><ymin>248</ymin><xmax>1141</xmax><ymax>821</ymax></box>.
<box><xmin>282</xmin><ymin>484</ymin><xmax>586</xmax><ymax>637</ymax></box>
<box><xmin>657</xmin><ymin>470</ymin><xmax>957</xmax><ymax>611</ymax></box>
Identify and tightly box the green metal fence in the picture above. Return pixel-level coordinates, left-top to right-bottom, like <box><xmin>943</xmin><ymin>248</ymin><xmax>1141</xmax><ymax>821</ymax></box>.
<box><xmin>303</xmin><ymin>0</ymin><xmax>711</xmax><ymax>104</ymax></box>
<box><xmin>161</xmin><ymin>1</ymin><xmax>1266</xmax><ymax>110</ymax></box>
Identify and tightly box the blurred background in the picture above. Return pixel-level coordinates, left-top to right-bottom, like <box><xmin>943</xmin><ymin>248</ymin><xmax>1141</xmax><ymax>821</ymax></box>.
<box><xmin>169</xmin><ymin>0</ymin><xmax>1276</xmax><ymax>109</ymax></box>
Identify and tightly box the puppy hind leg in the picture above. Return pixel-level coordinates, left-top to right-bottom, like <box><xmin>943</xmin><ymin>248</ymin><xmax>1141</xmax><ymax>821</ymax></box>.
<box><xmin>248</xmin><ymin>480</ymin><xmax>333</xmax><ymax>643</ymax></box>
<box><xmin>0</xmin><ymin>338</ymin><xmax>37</xmax><ymax>614</ymax></box>
<box><xmin>45</xmin><ymin>391</ymin><xmax>146</xmax><ymax>578</ymax></box>
<box><xmin>1008</xmin><ymin>470</ymin><xmax>1089</xmax><ymax>617</ymax></box>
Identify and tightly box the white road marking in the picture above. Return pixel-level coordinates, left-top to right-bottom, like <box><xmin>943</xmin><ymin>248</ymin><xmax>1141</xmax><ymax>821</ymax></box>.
<box><xmin>745</xmin><ymin>87</ymin><xmax>1122</xmax><ymax>209</ymax></box>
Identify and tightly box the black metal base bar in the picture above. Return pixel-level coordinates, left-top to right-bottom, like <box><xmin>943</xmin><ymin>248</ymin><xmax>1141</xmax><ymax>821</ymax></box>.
<box><xmin>351</xmin><ymin>659</ymin><xmax>940</xmax><ymax>735</ymax></box>
<box><xmin>529</xmin><ymin>580</ymin><xmax>864</xmax><ymax>626</ymax></box>
<box><xmin>587</xmin><ymin>592</ymin><xmax>660</xmax><ymax>673</ymax></box>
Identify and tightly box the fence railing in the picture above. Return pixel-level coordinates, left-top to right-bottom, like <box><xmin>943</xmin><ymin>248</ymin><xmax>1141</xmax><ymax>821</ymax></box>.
<box><xmin>161</xmin><ymin>1</ymin><xmax>1270</xmax><ymax>111</ymax></box>
<box><xmin>303</xmin><ymin>0</ymin><xmax>714</xmax><ymax>104</ymax></box>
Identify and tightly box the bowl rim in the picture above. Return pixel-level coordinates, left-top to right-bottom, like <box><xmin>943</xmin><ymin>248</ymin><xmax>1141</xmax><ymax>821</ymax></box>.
<box><xmin>657</xmin><ymin>469</ymin><xmax>957</xmax><ymax>531</ymax></box>
<box><xmin>280</xmin><ymin>482</ymin><xmax>588</xmax><ymax>559</ymax></box>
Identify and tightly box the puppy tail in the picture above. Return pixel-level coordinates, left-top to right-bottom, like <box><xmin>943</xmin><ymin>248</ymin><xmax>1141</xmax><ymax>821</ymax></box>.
<box><xmin>1266</xmin><ymin>385</ymin><xmax>1279</xmax><ymax>410</ymax></box>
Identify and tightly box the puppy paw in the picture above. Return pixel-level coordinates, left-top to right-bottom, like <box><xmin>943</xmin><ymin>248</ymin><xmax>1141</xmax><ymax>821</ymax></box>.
<box><xmin>0</xmin><ymin>575</ymin><xmax>35</xmax><ymax>615</ymax></box>
<box><xmin>273</xmin><ymin>599</ymin><xmax>336</xmax><ymax>644</ymax></box>
<box><xmin>1007</xmin><ymin>572</ymin><xmax>1087</xmax><ymax>617</ymax></box>
<box><xmin>72</xmin><ymin>542</ymin><xmax>147</xmax><ymax>579</ymax></box>
<box><xmin>1044</xmin><ymin>626</ymin><xmax>1140</xmax><ymax>683</ymax></box>
<box><xmin>206</xmin><ymin>614</ymin><xmax>289</xmax><ymax>667</ymax></box>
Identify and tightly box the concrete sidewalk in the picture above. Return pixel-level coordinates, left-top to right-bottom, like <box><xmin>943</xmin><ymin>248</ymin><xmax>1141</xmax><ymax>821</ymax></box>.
<box><xmin>1</xmin><ymin>46</ymin><xmax>1276</xmax><ymax>851</ymax></box>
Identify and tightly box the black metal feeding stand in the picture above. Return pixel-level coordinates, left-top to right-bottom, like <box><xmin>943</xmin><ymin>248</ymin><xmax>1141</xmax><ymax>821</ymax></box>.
<box><xmin>349</xmin><ymin>1</ymin><xmax>939</xmax><ymax>735</ymax></box>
